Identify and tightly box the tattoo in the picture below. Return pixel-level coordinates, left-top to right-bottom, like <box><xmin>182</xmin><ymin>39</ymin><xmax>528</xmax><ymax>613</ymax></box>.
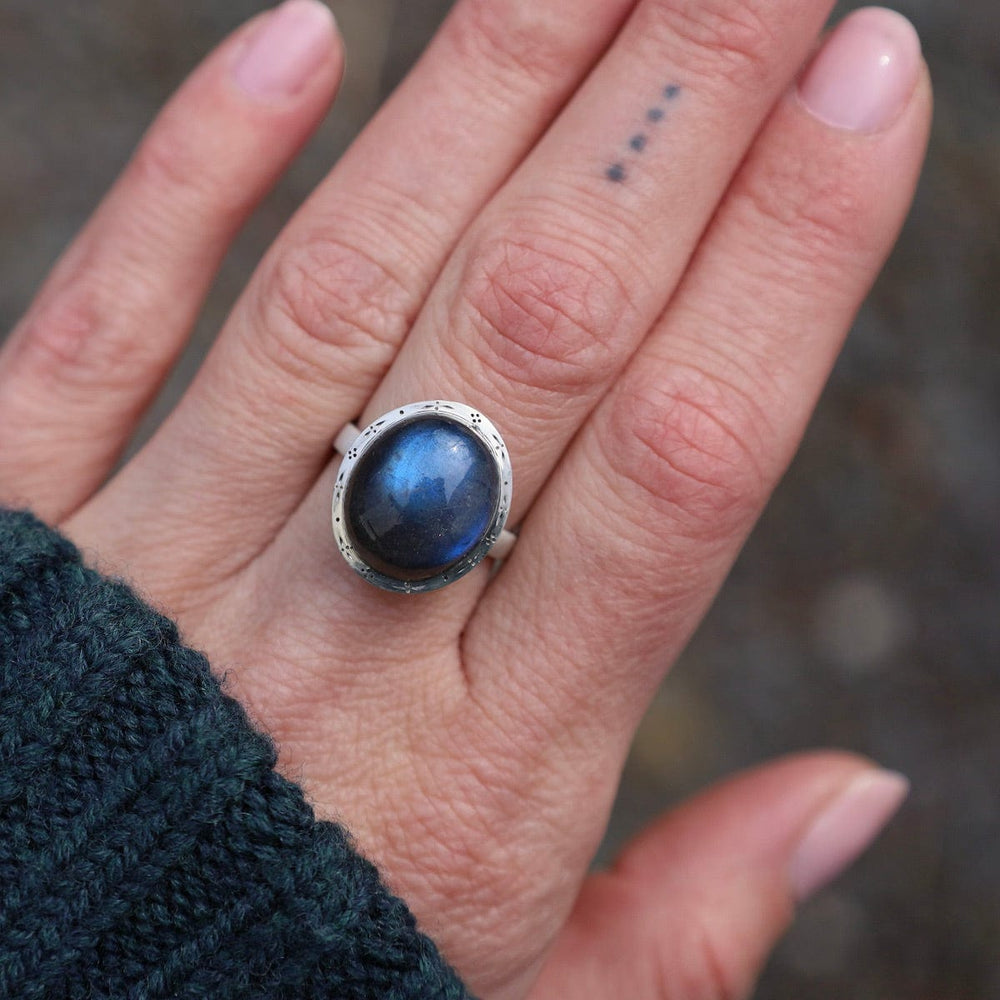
<box><xmin>603</xmin><ymin>84</ymin><xmax>682</xmax><ymax>185</ymax></box>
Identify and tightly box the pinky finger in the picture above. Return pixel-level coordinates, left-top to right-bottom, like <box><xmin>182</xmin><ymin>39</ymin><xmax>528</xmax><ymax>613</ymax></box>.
<box><xmin>529</xmin><ymin>754</ymin><xmax>908</xmax><ymax>1000</ymax></box>
<box><xmin>0</xmin><ymin>0</ymin><xmax>342</xmax><ymax>520</ymax></box>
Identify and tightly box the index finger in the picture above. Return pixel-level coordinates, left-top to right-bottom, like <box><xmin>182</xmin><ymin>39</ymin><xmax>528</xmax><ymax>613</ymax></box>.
<box><xmin>472</xmin><ymin>9</ymin><xmax>931</xmax><ymax>751</ymax></box>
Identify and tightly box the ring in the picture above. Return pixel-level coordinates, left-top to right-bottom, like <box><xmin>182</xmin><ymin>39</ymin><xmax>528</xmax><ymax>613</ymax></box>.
<box><xmin>332</xmin><ymin>401</ymin><xmax>515</xmax><ymax>593</ymax></box>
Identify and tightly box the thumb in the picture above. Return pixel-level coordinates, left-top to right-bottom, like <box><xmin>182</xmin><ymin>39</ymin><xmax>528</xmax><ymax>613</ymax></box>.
<box><xmin>529</xmin><ymin>752</ymin><xmax>908</xmax><ymax>1000</ymax></box>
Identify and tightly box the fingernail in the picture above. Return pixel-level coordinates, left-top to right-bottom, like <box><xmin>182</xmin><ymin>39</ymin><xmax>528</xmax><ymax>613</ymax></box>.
<box><xmin>788</xmin><ymin>769</ymin><xmax>909</xmax><ymax>902</ymax></box>
<box><xmin>234</xmin><ymin>0</ymin><xmax>336</xmax><ymax>101</ymax></box>
<box><xmin>797</xmin><ymin>7</ymin><xmax>922</xmax><ymax>133</ymax></box>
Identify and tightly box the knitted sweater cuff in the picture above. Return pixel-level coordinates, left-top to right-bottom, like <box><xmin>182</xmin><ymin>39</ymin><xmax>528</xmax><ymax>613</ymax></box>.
<box><xmin>0</xmin><ymin>509</ymin><xmax>472</xmax><ymax>1000</ymax></box>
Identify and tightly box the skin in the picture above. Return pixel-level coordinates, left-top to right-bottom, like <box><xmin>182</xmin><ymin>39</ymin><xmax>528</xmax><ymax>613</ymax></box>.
<box><xmin>0</xmin><ymin>1</ymin><xmax>932</xmax><ymax>998</ymax></box>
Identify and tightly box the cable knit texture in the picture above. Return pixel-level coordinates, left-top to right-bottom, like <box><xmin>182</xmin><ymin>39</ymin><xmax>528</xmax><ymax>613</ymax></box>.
<box><xmin>0</xmin><ymin>509</ymin><xmax>473</xmax><ymax>1000</ymax></box>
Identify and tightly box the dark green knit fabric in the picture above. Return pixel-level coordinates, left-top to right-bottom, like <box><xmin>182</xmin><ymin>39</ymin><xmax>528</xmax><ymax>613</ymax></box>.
<box><xmin>0</xmin><ymin>509</ymin><xmax>473</xmax><ymax>1000</ymax></box>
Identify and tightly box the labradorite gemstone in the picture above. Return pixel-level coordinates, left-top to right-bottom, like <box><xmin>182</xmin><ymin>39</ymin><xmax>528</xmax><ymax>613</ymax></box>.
<box><xmin>345</xmin><ymin>416</ymin><xmax>500</xmax><ymax>582</ymax></box>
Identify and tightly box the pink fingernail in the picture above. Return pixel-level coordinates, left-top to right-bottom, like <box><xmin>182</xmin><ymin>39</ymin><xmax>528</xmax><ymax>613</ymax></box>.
<box><xmin>788</xmin><ymin>769</ymin><xmax>909</xmax><ymax>902</ymax></box>
<box><xmin>797</xmin><ymin>7</ymin><xmax>922</xmax><ymax>133</ymax></box>
<box><xmin>234</xmin><ymin>0</ymin><xmax>336</xmax><ymax>101</ymax></box>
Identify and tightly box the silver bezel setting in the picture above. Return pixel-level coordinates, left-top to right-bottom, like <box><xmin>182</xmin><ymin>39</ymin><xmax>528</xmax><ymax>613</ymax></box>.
<box><xmin>332</xmin><ymin>401</ymin><xmax>513</xmax><ymax>594</ymax></box>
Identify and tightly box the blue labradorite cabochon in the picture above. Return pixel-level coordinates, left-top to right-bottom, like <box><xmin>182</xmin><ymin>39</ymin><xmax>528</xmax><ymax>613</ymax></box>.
<box><xmin>344</xmin><ymin>416</ymin><xmax>501</xmax><ymax>582</ymax></box>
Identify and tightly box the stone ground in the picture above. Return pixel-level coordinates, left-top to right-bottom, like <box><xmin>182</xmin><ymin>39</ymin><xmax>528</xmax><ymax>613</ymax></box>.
<box><xmin>1</xmin><ymin>1</ymin><xmax>998</xmax><ymax>996</ymax></box>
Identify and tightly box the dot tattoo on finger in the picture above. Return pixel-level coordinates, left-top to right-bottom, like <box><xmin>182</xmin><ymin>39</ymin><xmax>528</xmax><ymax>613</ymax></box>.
<box><xmin>605</xmin><ymin>82</ymin><xmax>682</xmax><ymax>185</ymax></box>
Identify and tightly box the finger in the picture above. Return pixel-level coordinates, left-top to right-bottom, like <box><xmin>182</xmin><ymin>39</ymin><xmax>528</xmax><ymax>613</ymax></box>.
<box><xmin>473</xmin><ymin>10</ymin><xmax>931</xmax><ymax>737</ymax></box>
<box><xmin>355</xmin><ymin>0</ymin><xmax>840</xmax><ymax>531</ymax></box>
<box><xmin>262</xmin><ymin>0</ymin><xmax>844</xmax><ymax>656</ymax></box>
<box><xmin>0</xmin><ymin>0</ymin><xmax>342</xmax><ymax>523</ymax></box>
<box><xmin>74</xmin><ymin>0</ymin><xmax>641</xmax><ymax>571</ymax></box>
<box><xmin>529</xmin><ymin>755</ymin><xmax>908</xmax><ymax>1000</ymax></box>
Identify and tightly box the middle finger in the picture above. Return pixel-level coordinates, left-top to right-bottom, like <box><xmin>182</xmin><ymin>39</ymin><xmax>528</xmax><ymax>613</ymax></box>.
<box><xmin>71</xmin><ymin>0</ymin><xmax>640</xmax><ymax>582</ymax></box>
<box><xmin>289</xmin><ymin>0</ymin><xmax>836</xmax><ymax>592</ymax></box>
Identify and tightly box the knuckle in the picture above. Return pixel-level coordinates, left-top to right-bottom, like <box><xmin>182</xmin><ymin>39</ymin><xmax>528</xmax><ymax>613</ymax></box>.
<box><xmin>602</xmin><ymin>362</ymin><xmax>769</xmax><ymax>538</ymax></box>
<box><xmin>457</xmin><ymin>228</ymin><xmax>634</xmax><ymax>397</ymax></box>
<box><xmin>655</xmin><ymin>913</ymin><xmax>745</xmax><ymax>1000</ymax></box>
<box><xmin>18</xmin><ymin>279</ymin><xmax>139</xmax><ymax>389</ymax></box>
<box><xmin>253</xmin><ymin>231</ymin><xmax>413</xmax><ymax>386</ymax></box>
<box><xmin>445</xmin><ymin>0</ymin><xmax>586</xmax><ymax>89</ymax></box>
<box><xmin>129</xmin><ymin>109</ymin><xmax>258</xmax><ymax>221</ymax></box>
<box><xmin>129</xmin><ymin>123</ymin><xmax>215</xmax><ymax>207</ymax></box>
<box><xmin>643</xmin><ymin>0</ymin><xmax>778</xmax><ymax>88</ymax></box>
<box><xmin>734</xmin><ymin>148</ymin><xmax>878</xmax><ymax>269</ymax></box>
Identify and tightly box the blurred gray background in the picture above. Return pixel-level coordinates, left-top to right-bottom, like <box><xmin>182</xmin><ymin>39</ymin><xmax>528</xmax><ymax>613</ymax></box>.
<box><xmin>1</xmin><ymin>0</ymin><xmax>997</xmax><ymax>996</ymax></box>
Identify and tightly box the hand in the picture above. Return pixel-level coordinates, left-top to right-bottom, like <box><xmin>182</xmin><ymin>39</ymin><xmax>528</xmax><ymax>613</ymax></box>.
<box><xmin>0</xmin><ymin>1</ymin><xmax>931</xmax><ymax>997</ymax></box>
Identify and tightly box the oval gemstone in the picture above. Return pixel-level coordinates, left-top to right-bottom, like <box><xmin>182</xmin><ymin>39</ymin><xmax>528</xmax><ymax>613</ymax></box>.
<box><xmin>344</xmin><ymin>416</ymin><xmax>500</xmax><ymax>582</ymax></box>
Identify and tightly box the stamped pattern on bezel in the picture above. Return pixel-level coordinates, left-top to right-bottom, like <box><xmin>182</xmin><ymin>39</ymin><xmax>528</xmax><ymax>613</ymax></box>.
<box><xmin>332</xmin><ymin>401</ymin><xmax>513</xmax><ymax>594</ymax></box>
